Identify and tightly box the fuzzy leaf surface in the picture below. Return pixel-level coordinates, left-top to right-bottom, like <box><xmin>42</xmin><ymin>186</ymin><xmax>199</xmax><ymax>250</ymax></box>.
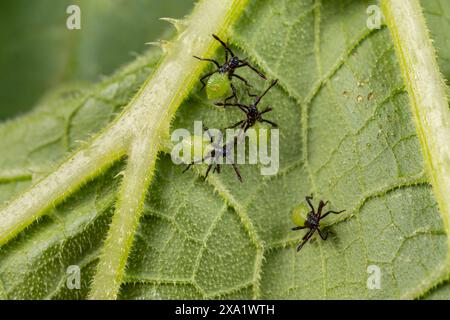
<box><xmin>0</xmin><ymin>0</ymin><xmax>449</xmax><ymax>299</ymax></box>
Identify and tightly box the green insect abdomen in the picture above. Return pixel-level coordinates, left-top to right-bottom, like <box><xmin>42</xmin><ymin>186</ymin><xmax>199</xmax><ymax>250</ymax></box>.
<box><xmin>206</xmin><ymin>73</ymin><xmax>231</xmax><ymax>100</ymax></box>
<box><xmin>291</xmin><ymin>202</ymin><xmax>309</xmax><ymax>227</ymax></box>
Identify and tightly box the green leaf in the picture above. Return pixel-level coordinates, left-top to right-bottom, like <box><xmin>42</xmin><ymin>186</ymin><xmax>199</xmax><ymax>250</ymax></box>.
<box><xmin>418</xmin><ymin>0</ymin><xmax>450</xmax><ymax>299</ymax></box>
<box><xmin>0</xmin><ymin>50</ymin><xmax>160</xmax><ymax>299</ymax></box>
<box><xmin>0</xmin><ymin>0</ymin><xmax>450</xmax><ymax>300</ymax></box>
<box><xmin>422</xmin><ymin>0</ymin><xmax>450</xmax><ymax>84</ymax></box>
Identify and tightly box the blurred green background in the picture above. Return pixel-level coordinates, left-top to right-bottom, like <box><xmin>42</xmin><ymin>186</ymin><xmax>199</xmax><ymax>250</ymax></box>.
<box><xmin>0</xmin><ymin>0</ymin><xmax>195</xmax><ymax>119</ymax></box>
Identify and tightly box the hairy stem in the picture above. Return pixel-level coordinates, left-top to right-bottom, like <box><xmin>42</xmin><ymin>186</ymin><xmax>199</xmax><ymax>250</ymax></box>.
<box><xmin>381</xmin><ymin>0</ymin><xmax>450</xmax><ymax>298</ymax></box>
<box><xmin>0</xmin><ymin>118</ymin><xmax>131</xmax><ymax>246</ymax></box>
<box><xmin>88</xmin><ymin>0</ymin><xmax>249</xmax><ymax>300</ymax></box>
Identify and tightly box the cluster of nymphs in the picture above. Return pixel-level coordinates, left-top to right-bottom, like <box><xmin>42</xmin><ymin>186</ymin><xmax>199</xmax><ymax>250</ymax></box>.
<box><xmin>183</xmin><ymin>34</ymin><xmax>279</xmax><ymax>182</ymax></box>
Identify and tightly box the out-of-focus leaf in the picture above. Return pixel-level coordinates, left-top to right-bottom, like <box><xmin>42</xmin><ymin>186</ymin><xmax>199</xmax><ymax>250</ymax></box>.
<box><xmin>0</xmin><ymin>0</ymin><xmax>194</xmax><ymax>119</ymax></box>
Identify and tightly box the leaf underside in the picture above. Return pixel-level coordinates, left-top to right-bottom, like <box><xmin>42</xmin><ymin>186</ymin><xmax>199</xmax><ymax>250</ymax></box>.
<box><xmin>0</xmin><ymin>0</ymin><xmax>195</xmax><ymax>119</ymax></box>
<box><xmin>0</xmin><ymin>0</ymin><xmax>449</xmax><ymax>299</ymax></box>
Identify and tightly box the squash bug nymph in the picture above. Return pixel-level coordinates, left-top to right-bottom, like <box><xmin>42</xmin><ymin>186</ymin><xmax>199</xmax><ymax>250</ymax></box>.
<box><xmin>194</xmin><ymin>34</ymin><xmax>266</xmax><ymax>103</ymax></box>
<box><xmin>291</xmin><ymin>195</ymin><xmax>345</xmax><ymax>252</ymax></box>
<box><xmin>182</xmin><ymin>127</ymin><xmax>243</xmax><ymax>183</ymax></box>
<box><xmin>215</xmin><ymin>79</ymin><xmax>279</xmax><ymax>132</ymax></box>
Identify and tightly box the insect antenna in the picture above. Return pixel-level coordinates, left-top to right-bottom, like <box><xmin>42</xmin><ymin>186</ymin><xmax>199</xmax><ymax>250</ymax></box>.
<box><xmin>212</xmin><ymin>34</ymin><xmax>235</xmax><ymax>57</ymax></box>
<box><xmin>241</xmin><ymin>61</ymin><xmax>267</xmax><ymax>80</ymax></box>
<box><xmin>255</xmin><ymin>79</ymin><xmax>278</xmax><ymax>106</ymax></box>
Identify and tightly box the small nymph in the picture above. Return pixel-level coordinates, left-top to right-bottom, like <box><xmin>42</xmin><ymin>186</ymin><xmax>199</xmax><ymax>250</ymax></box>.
<box><xmin>291</xmin><ymin>195</ymin><xmax>345</xmax><ymax>252</ymax></box>
<box><xmin>182</xmin><ymin>128</ymin><xmax>243</xmax><ymax>182</ymax></box>
<box><xmin>195</xmin><ymin>34</ymin><xmax>266</xmax><ymax>102</ymax></box>
<box><xmin>215</xmin><ymin>79</ymin><xmax>279</xmax><ymax>132</ymax></box>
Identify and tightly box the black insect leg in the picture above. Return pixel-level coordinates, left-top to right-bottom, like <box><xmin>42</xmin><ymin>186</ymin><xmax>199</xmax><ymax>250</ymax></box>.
<box><xmin>226</xmin><ymin>120</ymin><xmax>245</xmax><ymax>130</ymax></box>
<box><xmin>183</xmin><ymin>160</ymin><xmax>204</xmax><ymax>174</ymax></box>
<box><xmin>184</xmin><ymin>148</ymin><xmax>215</xmax><ymax>175</ymax></box>
<box><xmin>203</xmin><ymin>127</ymin><xmax>214</xmax><ymax>143</ymax></box>
<box><xmin>245</xmin><ymin>87</ymin><xmax>258</xmax><ymax>98</ymax></box>
<box><xmin>243</xmin><ymin>122</ymin><xmax>253</xmax><ymax>132</ymax></box>
<box><xmin>232</xmin><ymin>74</ymin><xmax>258</xmax><ymax>97</ymax></box>
<box><xmin>305</xmin><ymin>195</ymin><xmax>315</xmax><ymax>213</ymax></box>
<box><xmin>182</xmin><ymin>153</ymin><xmax>209</xmax><ymax>174</ymax></box>
<box><xmin>232</xmin><ymin>74</ymin><xmax>253</xmax><ymax>88</ymax></box>
<box><xmin>320</xmin><ymin>210</ymin><xmax>346</xmax><ymax>220</ymax></box>
<box><xmin>255</xmin><ymin>79</ymin><xmax>278</xmax><ymax>106</ymax></box>
<box><xmin>316</xmin><ymin>200</ymin><xmax>329</xmax><ymax>218</ymax></box>
<box><xmin>193</xmin><ymin>56</ymin><xmax>221</xmax><ymax>68</ymax></box>
<box><xmin>291</xmin><ymin>226</ymin><xmax>307</xmax><ymax>231</ymax></box>
<box><xmin>232</xmin><ymin>163</ymin><xmax>243</xmax><ymax>183</ymax></box>
<box><xmin>318</xmin><ymin>228</ymin><xmax>328</xmax><ymax>240</ymax></box>
<box><xmin>225</xmin><ymin>41</ymin><xmax>229</xmax><ymax>61</ymax></box>
<box><xmin>182</xmin><ymin>163</ymin><xmax>193</xmax><ymax>174</ymax></box>
<box><xmin>260</xmin><ymin>119</ymin><xmax>278</xmax><ymax>128</ymax></box>
<box><xmin>199</xmin><ymin>70</ymin><xmax>219</xmax><ymax>89</ymax></box>
<box><xmin>297</xmin><ymin>229</ymin><xmax>315</xmax><ymax>252</ymax></box>
<box><xmin>224</xmin><ymin>82</ymin><xmax>238</xmax><ymax>104</ymax></box>
<box><xmin>204</xmin><ymin>164</ymin><xmax>214</xmax><ymax>180</ymax></box>
<box><xmin>259</xmin><ymin>107</ymin><xmax>278</xmax><ymax>128</ymax></box>
<box><xmin>259</xmin><ymin>107</ymin><xmax>273</xmax><ymax>115</ymax></box>
<box><xmin>215</xmin><ymin>102</ymin><xmax>249</xmax><ymax>113</ymax></box>
<box><xmin>318</xmin><ymin>200</ymin><xmax>329</xmax><ymax>210</ymax></box>
<box><xmin>236</xmin><ymin>61</ymin><xmax>267</xmax><ymax>80</ymax></box>
<box><xmin>212</xmin><ymin>34</ymin><xmax>235</xmax><ymax>57</ymax></box>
